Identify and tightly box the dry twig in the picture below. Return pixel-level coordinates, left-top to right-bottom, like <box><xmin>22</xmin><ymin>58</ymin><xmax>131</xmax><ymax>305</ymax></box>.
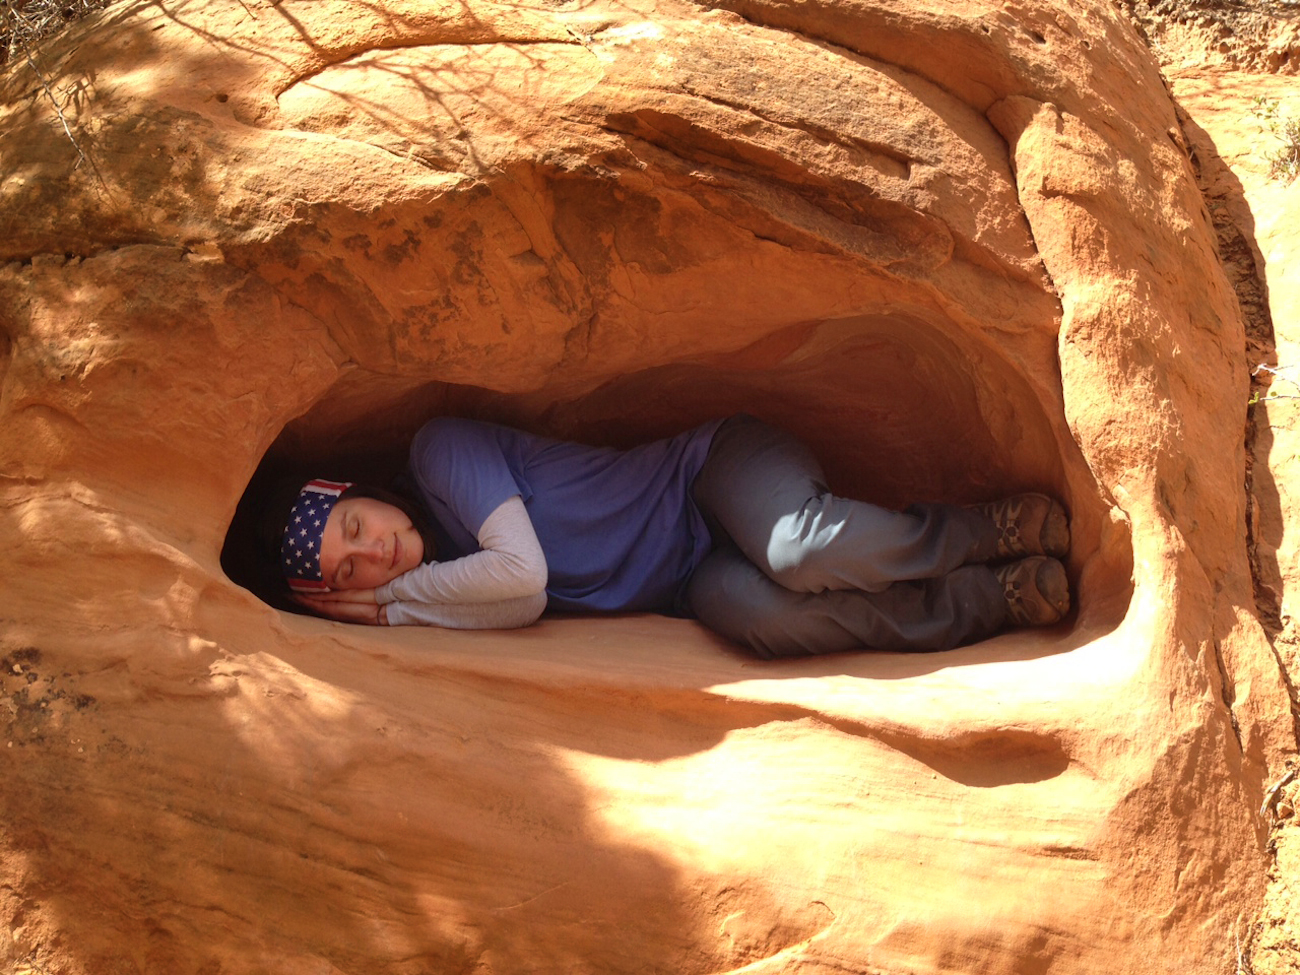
<box><xmin>17</xmin><ymin>41</ymin><xmax>85</xmax><ymax>164</ymax></box>
<box><xmin>2</xmin><ymin>0</ymin><xmax>112</xmax><ymax>66</ymax></box>
<box><xmin>1260</xmin><ymin>766</ymin><xmax>1297</xmax><ymax>819</ymax></box>
<box><xmin>1</xmin><ymin>0</ymin><xmax>110</xmax><ymax>164</ymax></box>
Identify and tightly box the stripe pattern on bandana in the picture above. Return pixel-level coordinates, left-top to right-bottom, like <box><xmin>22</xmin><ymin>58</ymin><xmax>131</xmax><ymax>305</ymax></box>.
<box><xmin>282</xmin><ymin>479</ymin><xmax>354</xmax><ymax>592</ymax></box>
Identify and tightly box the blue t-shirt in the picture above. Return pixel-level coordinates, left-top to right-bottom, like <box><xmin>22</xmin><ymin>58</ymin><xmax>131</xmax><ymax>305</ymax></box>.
<box><xmin>408</xmin><ymin>417</ymin><xmax>724</xmax><ymax>615</ymax></box>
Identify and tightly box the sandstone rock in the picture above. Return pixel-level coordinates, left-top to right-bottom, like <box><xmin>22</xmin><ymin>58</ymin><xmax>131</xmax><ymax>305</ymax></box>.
<box><xmin>0</xmin><ymin>0</ymin><xmax>1291</xmax><ymax>972</ymax></box>
<box><xmin>1167</xmin><ymin>63</ymin><xmax>1300</xmax><ymax>975</ymax></box>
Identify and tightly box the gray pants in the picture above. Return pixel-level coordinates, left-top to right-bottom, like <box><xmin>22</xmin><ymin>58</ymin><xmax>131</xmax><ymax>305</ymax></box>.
<box><xmin>687</xmin><ymin>415</ymin><xmax>1007</xmax><ymax>658</ymax></box>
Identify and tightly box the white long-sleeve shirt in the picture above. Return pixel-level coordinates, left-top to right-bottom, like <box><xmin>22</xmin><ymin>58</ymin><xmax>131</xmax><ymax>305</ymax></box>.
<box><xmin>375</xmin><ymin>495</ymin><xmax>548</xmax><ymax>628</ymax></box>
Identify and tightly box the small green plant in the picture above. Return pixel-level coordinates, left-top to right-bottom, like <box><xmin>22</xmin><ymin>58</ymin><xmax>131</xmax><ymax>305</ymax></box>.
<box><xmin>1251</xmin><ymin>96</ymin><xmax>1300</xmax><ymax>182</ymax></box>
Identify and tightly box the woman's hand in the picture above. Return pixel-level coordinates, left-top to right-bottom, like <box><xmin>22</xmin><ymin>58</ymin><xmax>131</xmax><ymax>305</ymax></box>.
<box><xmin>290</xmin><ymin>589</ymin><xmax>387</xmax><ymax>626</ymax></box>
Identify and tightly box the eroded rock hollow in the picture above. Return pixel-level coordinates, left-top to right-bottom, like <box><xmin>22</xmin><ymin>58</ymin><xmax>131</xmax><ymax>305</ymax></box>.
<box><xmin>0</xmin><ymin>0</ymin><xmax>1292</xmax><ymax>971</ymax></box>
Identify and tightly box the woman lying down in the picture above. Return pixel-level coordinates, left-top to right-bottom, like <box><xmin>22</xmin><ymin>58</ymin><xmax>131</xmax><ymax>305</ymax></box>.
<box><xmin>267</xmin><ymin>414</ymin><xmax>1070</xmax><ymax>659</ymax></box>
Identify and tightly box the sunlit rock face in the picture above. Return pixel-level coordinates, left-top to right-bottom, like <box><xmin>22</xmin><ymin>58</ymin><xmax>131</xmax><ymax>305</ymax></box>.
<box><xmin>0</xmin><ymin>0</ymin><xmax>1291</xmax><ymax>972</ymax></box>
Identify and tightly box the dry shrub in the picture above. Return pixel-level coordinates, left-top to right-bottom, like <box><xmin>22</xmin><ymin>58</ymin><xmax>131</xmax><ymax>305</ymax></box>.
<box><xmin>2</xmin><ymin>0</ymin><xmax>115</xmax><ymax>66</ymax></box>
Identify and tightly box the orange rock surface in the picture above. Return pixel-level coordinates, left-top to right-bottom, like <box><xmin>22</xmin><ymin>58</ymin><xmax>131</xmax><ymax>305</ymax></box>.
<box><xmin>0</xmin><ymin>0</ymin><xmax>1292</xmax><ymax>971</ymax></box>
<box><xmin>1165</xmin><ymin>59</ymin><xmax>1300</xmax><ymax>975</ymax></box>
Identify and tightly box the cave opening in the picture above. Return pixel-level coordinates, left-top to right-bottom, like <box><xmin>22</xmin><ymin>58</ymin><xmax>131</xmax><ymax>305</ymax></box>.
<box><xmin>221</xmin><ymin>309</ymin><xmax>1087</xmax><ymax>646</ymax></box>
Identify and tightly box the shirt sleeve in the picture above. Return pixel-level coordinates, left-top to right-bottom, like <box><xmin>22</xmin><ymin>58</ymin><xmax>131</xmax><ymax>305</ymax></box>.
<box><xmin>384</xmin><ymin>591</ymin><xmax>546</xmax><ymax>629</ymax></box>
<box><xmin>410</xmin><ymin>417</ymin><xmax>530</xmax><ymax>538</ymax></box>
<box><xmin>375</xmin><ymin>495</ymin><xmax>547</xmax><ymax>605</ymax></box>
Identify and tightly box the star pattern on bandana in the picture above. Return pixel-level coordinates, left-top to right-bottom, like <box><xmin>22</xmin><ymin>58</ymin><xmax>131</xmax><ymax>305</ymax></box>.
<box><xmin>281</xmin><ymin>480</ymin><xmax>353</xmax><ymax>591</ymax></box>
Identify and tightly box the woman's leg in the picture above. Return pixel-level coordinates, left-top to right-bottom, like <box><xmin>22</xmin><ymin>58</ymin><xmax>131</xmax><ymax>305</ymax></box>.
<box><xmin>687</xmin><ymin>544</ymin><xmax>1007</xmax><ymax>658</ymax></box>
<box><xmin>692</xmin><ymin>415</ymin><xmax>1001</xmax><ymax>594</ymax></box>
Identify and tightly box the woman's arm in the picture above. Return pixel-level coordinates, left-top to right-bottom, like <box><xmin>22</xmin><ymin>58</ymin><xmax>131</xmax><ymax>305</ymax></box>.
<box><xmin>383</xmin><ymin>590</ymin><xmax>547</xmax><ymax>628</ymax></box>
<box><xmin>376</xmin><ymin>495</ymin><xmax>547</xmax><ymax>605</ymax></box>
<box><xmin>290</xmin><ymin>588</ymin><xmax>547</xmax><ymax>628</ymax></box>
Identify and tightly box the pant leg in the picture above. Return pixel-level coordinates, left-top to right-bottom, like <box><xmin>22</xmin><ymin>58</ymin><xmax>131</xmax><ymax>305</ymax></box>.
<box><xmin>687</xmin><ymin>544</ymin><xmax>1008</xmax><ymax>658</ymax></box>
<box><xmin>692</xmin><ymin>415</ymin><xmax>1000</xmax><ymax>594</ymax></box>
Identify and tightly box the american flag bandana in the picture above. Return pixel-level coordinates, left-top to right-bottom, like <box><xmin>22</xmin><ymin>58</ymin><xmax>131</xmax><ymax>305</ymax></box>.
<box><xmin>281</xmin><ymin>479</ymin><xmax>354</xmax><ymax>593</ymax></box>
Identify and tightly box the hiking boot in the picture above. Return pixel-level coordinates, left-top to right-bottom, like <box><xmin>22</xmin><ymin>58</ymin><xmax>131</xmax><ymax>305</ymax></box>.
<box><xmin>969</xmin><ymin>493</ymin><xmax>1070</xmax><ymax>560</ymax></box>
<box><xmin>995</xmin><ymin>557</ymin><xmax>1070</xmax><ymax>627</ymax></box>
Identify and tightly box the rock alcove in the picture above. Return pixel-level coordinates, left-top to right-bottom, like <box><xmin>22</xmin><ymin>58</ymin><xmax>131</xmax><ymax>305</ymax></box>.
<box><xmin>1</xmin><ymin>0</ymin><xmax>1293</xmax><ymax>972</ymax></box>
<box><xmin>224</xmin><ymin>306</ymin><xmax>1086</xmax><ymax>618</ymax></box>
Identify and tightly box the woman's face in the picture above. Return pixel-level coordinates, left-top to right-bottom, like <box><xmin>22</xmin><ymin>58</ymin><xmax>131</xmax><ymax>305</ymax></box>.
<box><xmin>319</xmin><ymin>497</ymin><xmax>425</xmax><ymax>590</ymax></box>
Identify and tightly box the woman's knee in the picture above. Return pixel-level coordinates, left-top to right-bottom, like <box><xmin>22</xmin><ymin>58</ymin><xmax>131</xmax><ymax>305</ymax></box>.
<box><xmin>688</xmin><ymin>549</ymin><xmax>859</xmax><ymax>658</ymax></box>
<box><xmin>688</xmin><ymin>551</ymin><xmax>792</xmax><ymax>655</ymax></box>
<box><xmin>763</xmin><ymin>546</ymin><xmax>823</xmax><ymax>592</ymax></box>
<box><xmin>761</xmin><ymin>505</ymin><xmax>844</xmax><ymax>592</ymax></box>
